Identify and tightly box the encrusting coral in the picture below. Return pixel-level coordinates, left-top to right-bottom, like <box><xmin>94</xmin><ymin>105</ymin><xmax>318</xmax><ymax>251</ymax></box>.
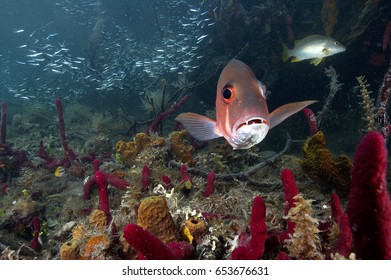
<box><xmin>300</xmin><ymin>131</ymin><xmax>352</xmax><ymax>196</ymax></box>
<box><xmin>59</xmin><ymin>239</ymin><xmax>79</xmax><ymax>260</ymax></box>
<box><xmin>59</xmin><ymin>209</ymin><xmax>112</xmax><ymax>260</ymax></box>
<box><xmin>115</xmin><ymin>132</ymin><xmax>165</xmax><ymax>164</ymax></box>
<box><xmin>115</xmin><ymin>130</ymin><xmax>195</xmax><ymax>166</ymax></box>
<box><xmin>169</xmin><ymin>130</ymin><xmax>195</xmax><ymax>167</ymax></box>
<box><xmin>88</xmin><ymin>208</ymin><xmax>107</xmax><ymax>232</ymax></box>
<box><xmin>79</xmin><ymin>234</ymin><xmax>111</xmax><ymax>260</ymax></box>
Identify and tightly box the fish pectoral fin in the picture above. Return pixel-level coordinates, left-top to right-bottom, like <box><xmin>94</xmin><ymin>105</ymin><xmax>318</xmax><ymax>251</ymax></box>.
<box><xmin>290</xmin><ymin>56</ymin><xmax>301</xmax><ymax>63</ymax></box>
<box><xmin>310</xmin><ymin>57</ymin><xmax>323</xmax><ymax>66</ymax></box>
<box><xmin>269</xmin><ymin>100</ymin><xmax>318</xmax><ymax>129</ymax></box>
<box><xmin>175</xmin><ymin>113</ymin><xmax>221</xmax><ymax>141</ymax></box>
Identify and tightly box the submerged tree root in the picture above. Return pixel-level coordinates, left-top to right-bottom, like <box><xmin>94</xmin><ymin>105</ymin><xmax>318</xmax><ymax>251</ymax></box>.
<box><xmin>169</xmin><ymin>133</ymin><xmax>292</xmax><ymax>188</ymax></box>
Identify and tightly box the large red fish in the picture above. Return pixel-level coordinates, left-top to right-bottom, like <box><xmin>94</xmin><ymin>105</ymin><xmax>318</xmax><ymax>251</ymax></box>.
<box><xmin>176</xmin><ymin>59</ymin><xmax>317</xmax><ymax>149</ymax></box>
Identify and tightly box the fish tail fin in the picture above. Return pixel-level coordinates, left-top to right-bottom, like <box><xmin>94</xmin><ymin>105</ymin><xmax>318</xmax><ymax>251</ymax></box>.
<box><xmin>282</xmin><ymin>43</ymin><xmax>290</xmax><ymax>62</ymax></box>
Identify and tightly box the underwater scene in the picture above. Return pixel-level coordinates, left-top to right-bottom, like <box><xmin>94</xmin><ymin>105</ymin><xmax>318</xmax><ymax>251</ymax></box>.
<box><xmin>0</xmin><ymin>0</ymin><xmax>391</xmax><ymax>260</ymax></box>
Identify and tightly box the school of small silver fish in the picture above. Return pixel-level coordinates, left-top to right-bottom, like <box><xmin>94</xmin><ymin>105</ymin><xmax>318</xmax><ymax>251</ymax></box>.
<box><xmin>0</xmin><ymin>0</ymin><xmax>213</xmax><ymax>102</ymax></box>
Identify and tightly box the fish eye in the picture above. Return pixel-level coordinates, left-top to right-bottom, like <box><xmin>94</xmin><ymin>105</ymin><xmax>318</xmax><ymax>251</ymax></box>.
<box><xmin>222</xmin><ymin>85</ymin><xmax>235</xmax><ymax>103</ymax></box>
<box><xmin>334</xmin><ymin>41</ymin><xmax>339</xmax><ymax>45</ymax></box>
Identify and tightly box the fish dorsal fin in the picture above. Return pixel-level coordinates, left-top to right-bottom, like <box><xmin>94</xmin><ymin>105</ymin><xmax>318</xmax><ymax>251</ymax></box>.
<box><xmin>310</xmin><ymin>57</ymin><xmax>323</xmax><ymax>66</ymax></box>
<box><xmin>269</xmin><ymin>100</ymin><xmax>318</xmax><ymax>129</ymax></box>
<box><xmin>175</xmin><ymin>113</ymin><xmax>222</xmax><ymax>141</ymax></box>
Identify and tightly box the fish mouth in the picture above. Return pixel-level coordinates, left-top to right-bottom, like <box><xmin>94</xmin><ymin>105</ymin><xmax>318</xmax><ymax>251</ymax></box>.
<box><xmin>230</xmin><ymin>117</ymin><xmax>270</xmax><ymax>149</ymax></box>
<box><xmin>236</xmin><ymin>118</ymin><xmax>268</xmax><ymax>130</ymax></box>
<box><xmin>233</xmin><ymin>117</ymin><xmax>269</xmax><ymax>131</ymax></box>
